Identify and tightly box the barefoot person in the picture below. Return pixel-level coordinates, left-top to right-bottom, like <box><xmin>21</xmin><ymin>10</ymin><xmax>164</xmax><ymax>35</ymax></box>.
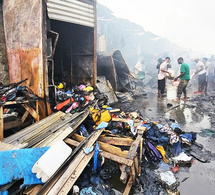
<box><xmin>174</xmin><ymin>57</ymin><xmax>190</xmax><ymax>101</ymax></box>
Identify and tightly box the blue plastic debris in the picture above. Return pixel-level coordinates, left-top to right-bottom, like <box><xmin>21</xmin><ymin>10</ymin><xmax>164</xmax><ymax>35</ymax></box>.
<box><xmin>0</xmin><ymin>147</ymin><xmax>49</xmax><ymax>187</ymax></box>
<box><xmin>83</xmin><ymin>146</ymin><xmax>94</xmax><ymax>154</ymax></box>
<box><xmin>96</xmin><ymin>122</ymin><xmax>108</xmax><ymax>130</ymax></box>
<box><xmin>170</xmin><ymin>123</ymin><xmax>180</xmax><ymax>131</ymax></box>
<box><xmin>94</xmin><ymin>142</ymin><xmax>100</xmax><ymax>171</ymax></box>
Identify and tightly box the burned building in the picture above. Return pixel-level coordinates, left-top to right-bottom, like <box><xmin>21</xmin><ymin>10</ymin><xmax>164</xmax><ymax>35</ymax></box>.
<box><xmin>2</xmin><ymin>0</ymin><xmax>97</xmax><ymax>117</ymax></box>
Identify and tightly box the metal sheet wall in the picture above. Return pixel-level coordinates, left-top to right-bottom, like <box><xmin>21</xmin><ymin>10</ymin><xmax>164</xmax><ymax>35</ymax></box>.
<box><xmin>47</xmin><ymin>0</ymin><xmax>94</xmax><ymax>27</ymax></box>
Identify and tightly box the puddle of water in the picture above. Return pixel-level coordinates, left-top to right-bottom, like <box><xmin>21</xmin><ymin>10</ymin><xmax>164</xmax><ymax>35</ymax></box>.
<box><xmin>178</xmin><ymin>161</ymin><xmax>215</xmax><ymax>195</ymax></box>
<box><xmin>166</xmin><ymin>107</ymin><xmax>211</xmax><ymax>132</ymax></box>
<box><xmin>125</xmin><ymin>92</ymin><xmax>215</xmax><ymax>194</ymax></box>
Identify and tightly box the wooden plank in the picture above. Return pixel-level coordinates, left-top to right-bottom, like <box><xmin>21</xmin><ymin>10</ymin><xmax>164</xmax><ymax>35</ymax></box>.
<box><xmin>21</xmin><ymin>111</ymin><xmax>29</xmax><ymax>123</ymax></box>
<box><xmin>66</xmin><ymin>137</ymin><xmax>132</xmax><ymax>166</ymax></box>
<box><xmin>130</xmin><ymin>163</ymin><xmax>136</xmax><ymax>182</ymax></box>
<box><xmin>72</xmin><ymin>134</ymin><xmax>128</xmax><ymax>158</ymax></box>
<box><xmin>3</xmin><ymin>100</ymin><xmax>30</xmax><ymax>106</ymax></box>
<box><xmin>47</xmin><ymin>129</ymin><xmax>104</xmax><ymax>194</ymax></box>
<box><xmin>120</xmin><ymin>130</ymin><xmax>144</xmax><ymax>186</ymax></box>
<box><xmin>134</xmin><ymin>156</ymin><xmax>139</xmax><ymax>176</ymax></box>
<box><xmin>126</xmin><ymin>130</ymin><xmax>144</xmax><ymax>160</ymax></box>
<box><xmin>139</xmin><ymin>138</ymin><xmax>143</xmax><ymax>175</ymax></box>
<box><xmin>100</xmin><ymin>151</ymin><xmax>133</xmax><ymax>167</ymax></box>
<box><xmin>123</xmin><ymin>176</ymin><xmax>133</xmax><ymax>195</ymax></box>
<box><xmin>4</xmin><ymin>119</ymin><xmax>22</xmax><ymax>130</ymax></box>
<box><xmin>58</xmin><ymin>152</ymin><xmax>94</xmax><ymax>194</ymax></box>
<box><xmin>109</xmin><ymin>109</ymin><xmax>120</xmax><ymax>113</ymax></box>
<box><xmin>98</xmin><ymin>136</ymin><xmax>134</xmax><ymax>146</ymax></box>
<box><xmin>23</xmin><ymin>185</ymin><xmax>42</xmax><ymax>195</ymax></box>
<box><xmin>112</xmin><ymin>118</ymin><xmax>129</xmax><ymax>123</ymax></box>
<box><xmin>37</xmin><ymin>167</ymin><xmax>66</xmax><ymax>194</ymax></box>
<box><xmin>64</xmin><ymin>138</ymin><xmax>79</xmax><ymax>147</ymax></box>
<box><xmin>0</xmin><ymin>142</ymin><xmax>20</xmax><ymax>151</ymax></box>
<box><xmin>22</xmin><ymin>104</ymin><xmax>39</xmax><ymax>122</ymax></box>
<box><xmin>98</xmin><ymin>141</ymin><xmax>128</xmax><ymax>158</ymax></box>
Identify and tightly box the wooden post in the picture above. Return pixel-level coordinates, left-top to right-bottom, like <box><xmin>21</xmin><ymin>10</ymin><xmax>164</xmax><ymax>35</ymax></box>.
<box><xmin>139</xmin><ymin>138</ymin><xmax>143</xmax><ymax>175</ymax></box>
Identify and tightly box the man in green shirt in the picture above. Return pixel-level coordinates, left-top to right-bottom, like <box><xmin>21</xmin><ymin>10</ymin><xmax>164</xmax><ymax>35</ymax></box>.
<box><xmin>174</xmin><ymin>57</ymin><xmax>190</xmax><ymax>101</ymax></box>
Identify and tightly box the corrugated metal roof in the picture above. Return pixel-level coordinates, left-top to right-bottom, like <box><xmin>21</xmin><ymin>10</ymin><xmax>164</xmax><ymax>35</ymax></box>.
<box><xmin>47</xmin><ymin>0</ymin><xmax>95</xmax><ymax>27</ymax></box>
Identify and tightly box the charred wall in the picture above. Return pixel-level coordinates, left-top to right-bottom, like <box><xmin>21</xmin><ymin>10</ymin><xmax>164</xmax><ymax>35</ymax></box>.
<box><xmin>0</xmin><ymin>0</ymin><xmax>9</xmax><ymax>85</ymax></box>
<box><xmin>50</xmin><ymin>20</ymin><xmax>94</xmax><ymax>87</ymax></box>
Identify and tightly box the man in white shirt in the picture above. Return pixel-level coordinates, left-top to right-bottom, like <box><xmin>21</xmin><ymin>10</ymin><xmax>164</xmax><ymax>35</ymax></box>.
<box><xmin>193</xmin><ymin>57</ymin><xmax>207</xmax><ymax>94</ymax></box>
<box><xmin>158</xmin><ymin>57</ymin><xmax>171</xmax><ymax>100</ymax></box>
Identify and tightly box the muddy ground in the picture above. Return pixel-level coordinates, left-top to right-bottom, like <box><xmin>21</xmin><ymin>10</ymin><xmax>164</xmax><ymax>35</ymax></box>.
<box><xmin>114</xmin><ymin>85</ymin><xmax>215</xmax><ymax>195</ymax></box>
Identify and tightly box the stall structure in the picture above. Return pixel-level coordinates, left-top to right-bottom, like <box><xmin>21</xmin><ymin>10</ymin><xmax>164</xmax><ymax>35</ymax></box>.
<box><xmin>2</xmin><ymin>0</ymin><xmax>97</xmax><ymax>118</ymax></box>
<box><xmin>97</xmin><ymin>50</ymin><xmax>133</xmax><ymax>92</ymax></box>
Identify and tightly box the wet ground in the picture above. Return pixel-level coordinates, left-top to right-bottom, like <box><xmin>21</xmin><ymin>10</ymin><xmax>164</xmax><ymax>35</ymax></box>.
<box><xmin>118</xmin><ymin>87</ymin><xmax>215</xmax><ymax>195</ymax></box>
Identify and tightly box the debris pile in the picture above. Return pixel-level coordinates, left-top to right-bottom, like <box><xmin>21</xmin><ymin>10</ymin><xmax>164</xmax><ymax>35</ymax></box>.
<box><xmin>0</xmin><ymin>81</ymin><xmax>214</xmax><ymax>195</ymax></box>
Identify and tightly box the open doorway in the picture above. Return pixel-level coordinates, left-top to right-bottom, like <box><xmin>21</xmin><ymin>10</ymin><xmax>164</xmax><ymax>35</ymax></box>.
<box><xmin>47</xmin><ymin>19</ymin><xmax>95</xmax><ymax>108</ymax></box>
<box><xmin>49</xmin><ymin>20</ymin><xmax>94</xmax><ymax>87</ymax></box>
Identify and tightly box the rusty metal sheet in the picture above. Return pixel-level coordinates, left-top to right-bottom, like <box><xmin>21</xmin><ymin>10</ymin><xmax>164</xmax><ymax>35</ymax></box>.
<box><xmin>97</xmin><ymin>50</ymin><xmax>131</xmax><ymax>91</ymax></box>
<box><xmin>3</xmin><ymin>0</ymin><xmax>44</xmax><ymax>97</ymax></box>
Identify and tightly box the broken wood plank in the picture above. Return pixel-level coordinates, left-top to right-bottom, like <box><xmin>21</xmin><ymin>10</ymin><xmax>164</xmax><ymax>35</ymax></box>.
<box><xmin>21</xmin><ymin>111</ymin><xmax>29</xmax><ymax>123</ymax></box>
<box><xmin>98</xmin><ymin>136</ymin><xmax>134</xmax><ymax>146</ymax></box>
<box><xmin>72</xmin><ymin>133</ymin><xmax>128</xmax><ymax>158</ymax></box>
<box><xmin>46</xmin><ymin>129</ymin><xmax>104</xmax><ymax>194</ymax></box>
<box><xmin>1</xmin><ymin>100</ymin><xmax>30</xmax><ymax>106</ymax></box>
<box><xmin>126</xmin><ymin>130</ymin><xmax>144</xmax><ymax>160</ymax></box>
<box><xmin>98</xmin><ymin>141</ymin><xmax>128</xmax><ymax>158</ymax></box>
<box><xmin>139</xmin><ymin>138</ymin><xmax>143</xmax><ymax>175</ymax></box>
<box><xmin>123</xmin><ymin>176</ymin><xmax>133</xmax><ymax>195</ymax></box>
<box><xmin>109</xmin><ymin>109</ymin><xmax>120</xmax><ymax>113</ymax></box>
<box><xmin>23</xmin><ymin>185</ymin><xmax>42</xmax><ymax>195</ymax></box>
<box><xmin>64</xmin><ymin>138</ymin><xmax>79</xmax><ymax>147</ymax></box>
<box><xmin>120</xmin><ymin>130</ymin><xmax>144</xmax><ymax>185</ymax></box>
<box><xmin>101</xmin><ymin>151</ymin><xmax>133</xmax><ymax>166</ymax></box>
<box><xmin>65</xmin><ymin>138</ymin><xmax>132</xmax><ymax>166</ymax></box>
<box><xmin>64</xmin><ymin>138</ymin><xmax>133</xmax><ymax>166</ymax></box>
<box><xmin>134</xmin><ymin>156</ymin><xmax>139</xmax><ymax>176</ymax></box>
<box><xmin>22</xmin><ymin>104</ymin><xmax>39</xmax><ymax>122</ymax></box>
<box><xmin>112</xmin><ymin>118</ymin><xmax>129</xmax><ymax>123</ymax></box>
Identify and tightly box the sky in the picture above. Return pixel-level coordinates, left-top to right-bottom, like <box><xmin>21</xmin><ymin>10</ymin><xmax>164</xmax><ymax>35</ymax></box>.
<box><xmin>97</xmin><ymin>0</ymin><xmax>215</xmax><ymax>56</ymax></box>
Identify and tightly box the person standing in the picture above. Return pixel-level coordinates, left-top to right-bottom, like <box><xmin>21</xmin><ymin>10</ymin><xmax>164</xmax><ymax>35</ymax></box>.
<box><xmin>174</xmin><ymin>57</ymin><xmax>190</xmax><ymax>101</ymax></box>
<box><xmin>203</xmin><ymin>57</ymin><xmax>210</xmax><ymax>95</ymax></box>
<box><xmin>193</xmin><ymin>57</ymin><xmax>206</xmax><ymax>94</ymax></box>
<box><xmin>158</xmin><ymin>57</ymin><xmax>171</xmax><ymax>100</ymax></box>
<box><xmin>206</xmin><ymin>55</ymin><xmax>215</xmax><ymax>92</ymax></box>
